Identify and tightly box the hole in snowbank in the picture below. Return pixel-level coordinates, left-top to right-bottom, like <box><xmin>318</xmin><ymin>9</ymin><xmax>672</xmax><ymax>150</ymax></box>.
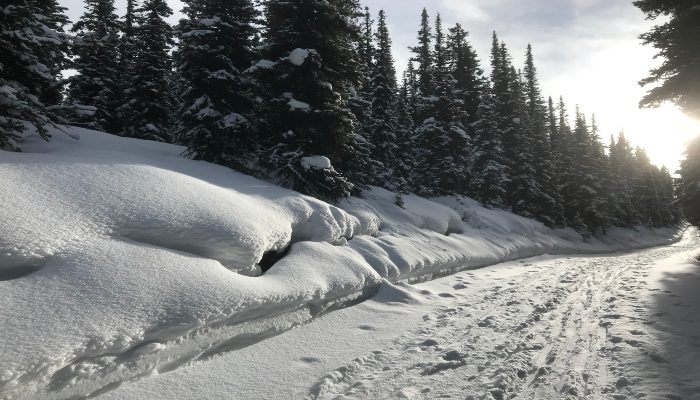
<box><xmin>0</xmin><ymin>260</ymin><xmax>45</xmax><ymax>281</ymax></box>
<box><xmin>258</xmin><ymin>246</ymin><xmax>291</xmax><ymax>274</ymax></box>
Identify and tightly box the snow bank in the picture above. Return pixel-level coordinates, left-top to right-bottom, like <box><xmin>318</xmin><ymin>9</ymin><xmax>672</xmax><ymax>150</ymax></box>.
<box><xmin>0</xmin><ymin>127</ymin><xmax>685</xmax><ymax>399</ymax></box>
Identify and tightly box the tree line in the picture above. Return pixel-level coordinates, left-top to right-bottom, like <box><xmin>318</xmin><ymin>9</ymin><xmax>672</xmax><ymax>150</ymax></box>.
<box><xmin>0</xmin><ymin>0</ymin><xmax>681</xmax><ymax>236</ymax></box>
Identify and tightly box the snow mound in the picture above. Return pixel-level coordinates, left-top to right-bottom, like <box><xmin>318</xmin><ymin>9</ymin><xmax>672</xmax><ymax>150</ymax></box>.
<box><xmin>301</xmin><ymin>156</ymin><xmax>332</xmax><ymax>170</ymax></box>
<box><xmin>0</xmin><ymin>126</ymin><xmax>685</xmax><ymax>399</ymax></box>
<box><xmin>288</xmin><ymin>48</ymin><xmax>309</xmax><ymax>66</ymax></box>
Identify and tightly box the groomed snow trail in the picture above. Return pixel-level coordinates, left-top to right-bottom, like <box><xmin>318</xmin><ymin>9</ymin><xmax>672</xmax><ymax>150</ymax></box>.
<box><xmin>308</xmin><ymin>229</ymin><xmax>700</xmax><ymax>400</ymax></box>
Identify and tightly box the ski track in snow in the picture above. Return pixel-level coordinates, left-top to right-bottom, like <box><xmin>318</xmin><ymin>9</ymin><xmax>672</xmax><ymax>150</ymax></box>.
<box><xmin>307</xmin><ymin>230</ymin><xmax>700</xmax><ymax>400</ymax></box>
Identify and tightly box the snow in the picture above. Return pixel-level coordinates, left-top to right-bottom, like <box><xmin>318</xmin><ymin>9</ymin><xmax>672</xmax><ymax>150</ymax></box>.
<box><xmin>301</xmin><ymin>155</ymin><xmax>332</xmax><ymax>170</ymax></box>
<box><xmin>288</xmin><ymin>48</ymin><xmax>309</xmax><ymax>66</ymax></box>
<box><xmin>0</xmin><ymin>126</ymin><xmax>687</xmax><ymax>399</ymax></box>
<box><xmin>99</xmin><ymin>228</ymin><xmax>700</xmax><ymax>400</ymax></box>
<box><xmin>284</xmin><ymin>92</ymin><xmax>311</xmax><ymax>110</ymax></box>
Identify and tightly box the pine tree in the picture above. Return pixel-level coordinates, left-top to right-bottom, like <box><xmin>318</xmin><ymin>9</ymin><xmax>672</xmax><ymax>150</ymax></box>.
<box><xmin>446</xmin><ymin>23</ymin><xmax>483</xmax><ymax>130</ymax></box>
<box><xmin>67</xmin><ymin>0</ymin><xmax>122</xmax><ymax>133</ymax></box>
<box><xmin>676</xmin><ymin>136</ymin><xmax>700</xmax><ymax>224</ymax></box>
<box><xmin>635</xmin><ymin>0</ymin><xmax>700</xmax><ymax>118</ymax></box>
<box><xmin>522</xmin><ymin>44</ymin><xmax>564</xmax><ymax>226</ymax></box>
<box><xmin>175</xmin><ymin>0</ymin><xmax>259</xmax><ymax>168</ymax></box>
<box><xmin>255</xmin><ymin>0</ymin><xmax>369</xmax><ymax>202</ymax></box>
<box><xmin>471</xmin><ymin>86</ymin><xmax>509</xmax><ymax>208</ymax></box>
<box><xmin>1</xmin><ymin>0</ymin><xmax>70</xmax><ymax>150</ymax></box>
<box><xmin>367</xmin><ymin>9</ymin><xmax>400</xmax><ymax>189</ymax></box>
<box><xmin>411</xmin><ymin>8</ymin><xmax>433</xmax><ymax>99</ymax></box>
<box><xmin>412</xmin><ymin>14</ymin><xmax>471</xmax><ymax>196</ymax></box>
<box><xmin>121</xmin><ymin>0</ymin><xmax>175</xmax><ymax>142</ymax></box>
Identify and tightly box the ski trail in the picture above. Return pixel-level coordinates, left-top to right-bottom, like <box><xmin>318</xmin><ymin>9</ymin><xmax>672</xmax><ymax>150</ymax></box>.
<box><xmin>309</xmin><ymin>232</ymin><xmax>700</xmax><ymax>400</ymax></box>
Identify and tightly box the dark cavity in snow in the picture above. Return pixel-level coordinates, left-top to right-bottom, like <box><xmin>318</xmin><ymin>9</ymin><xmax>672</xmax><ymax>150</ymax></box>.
<box><xmin>258</xmin><ymin>246</ymin><xmax>291</xmax><ymax>274</ymax></box>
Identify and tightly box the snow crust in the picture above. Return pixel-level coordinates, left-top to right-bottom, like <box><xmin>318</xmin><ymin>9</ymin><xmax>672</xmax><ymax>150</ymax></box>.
<box><xmin>0</xmin><ymin>127</ymin><xmax>685</xmax><ymax>399</ymax></box>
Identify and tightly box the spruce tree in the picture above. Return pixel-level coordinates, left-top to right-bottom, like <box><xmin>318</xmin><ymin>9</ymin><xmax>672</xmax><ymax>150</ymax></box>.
<box><xmin>121</xmin><ymin>0</ymin><xmax>175</xmax><ymax>142</ymax></box>
<box><xmin>447</xmin><ymin>23</ymin><xmax>483</xmax><ymax>130</ymax></box>
<box><xmin>635</xmin><ymin>0</ymin><xmax>700</xmax><ymax>118</ymax></box>
<box><xmin>175</xmin><ymin>0</ymin><xmax>259</xmax><ymax>168</ymax></box>
<box><xmin>0</xmin><ymin>0</ymin><xmax>70</xmax><ymax>150</ymax></box>
<box><xmin>255</xmin><ymin>0</ymin><xmax>369</xmax><ymax>202</ymax></box>
<box><xmin>68</xmin><ymin>0</ymin><xmax>122</xmax><ymax>133</ymax></box>
<box><xmin>471</xmin><ymin>86</ymin><xmax>509</xmax><ymax>208</ymax></box>
<box><xmin>367</xmin><ymin>9</ymin><xmax>400</xmax><ymax>189</ymax></box>
<box><xmin>410</xmin><ymin>8</ymin><xmax>433</xmax><ymax>99</ymax></box>
<box><xmin>522</xmin><ymin>44</ymin><xmax>564</xmax><ymax>226</ymax></box>
<box><xmin>676</xmin><ymin>135</ymin><xmax>700</xmax><ymax>225</ymax></box>
<box><xmin>412</xmin><ymin>14</ymin><xmax>471</xmax><ymax>196</ymax></box>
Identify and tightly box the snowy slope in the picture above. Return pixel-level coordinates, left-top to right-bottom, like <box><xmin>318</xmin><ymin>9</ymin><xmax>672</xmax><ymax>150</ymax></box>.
<box><xmin>0</xmin><ymin>127</ymin><xmax>685</xmax><ymax>399</ymax></box>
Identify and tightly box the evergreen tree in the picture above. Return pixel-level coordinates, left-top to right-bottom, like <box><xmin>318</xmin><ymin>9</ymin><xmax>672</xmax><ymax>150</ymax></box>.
<box><xmin>676</xmin><ymin>135</ymin><xmax>700</xmax><ymax>225</ymax></box>
<box><xmin>121</xmin><ymin>0</ymin><xmax>175</xmax><ymax>141</ymax></box>
<box><xmin>608</xmin><ymin>132</ymin><xmax>639</xmax><ymax>226</ymax></box>
<box><xmin>367</xmin><ymin>9</ymin><xmax>400</xmax><ymax>189</ymax></box>
<box><xmin>635</xmin><ymin>0</ymin><xmax>700</xmax><ymax>118</ymax></box>
<box><xmin>412</xmin><ymin>14</ymin><xmax>471</xmax><ymax>196</ymax></box>
<box><xmin>1</xmin><ymin>0</ymin><xmax>70</xmax><ymax>150</ymax></box>
<box><xmin>410</xmin><ymin>8</ymin><xmax>433</xmax><ymax>99</ymax></box>
<box><xmin>522</xmin><ymin>44</ymin><xmax>564</xmax><ymax>226</ymax></box>
<box><xmin>175</xmin><ymin>0</ymin><xmax>259</xmax><ymax>168</ymax></box>
<box><xmin>471</xmin><ymin>86</ymin><xmax>509</xmax><ymax>208</ymax></box>
<box><xmin>68</xmin><ymin>0</ymin><xmax>122</xmax><ymax>133</ymax></box>
<box><xmin>255</xmin><ymin>0</ymin><xmax>369</xmax><ymax>202</ymax></box>
<box><xmin>446</xmin><ymin>23</ymin><xmax>483</xmax><ymax>130</ymax></box>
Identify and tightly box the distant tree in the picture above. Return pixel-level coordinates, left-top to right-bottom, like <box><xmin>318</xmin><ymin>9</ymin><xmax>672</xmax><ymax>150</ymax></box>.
<box><xmin>0</xmin><ymin>0</ymin><xmax>71</xmax><ymax>150</ymax></box>
<box><xmin>634</xmin><ymin>0</ymin><xmax>700</xmax><ymax>118</ymax></box>
<box><xmin>121</xmin><ymin>0</ymin><xmax>175</xmax><ymax>142</ymax></box>
<box><xmin>175</xmin><ymin>0</ymin><xmax>259</xmax><ymax>168</ymax></box>
<box><xmin>522</xmin><ymin>44</ymin><xmax>564</xmax><ymax>226</ymax></box>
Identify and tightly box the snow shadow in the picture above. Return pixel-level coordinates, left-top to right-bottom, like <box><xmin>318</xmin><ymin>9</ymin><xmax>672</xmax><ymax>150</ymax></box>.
<box><xmin>652</xmin><ymin>260</ymin><xmax>700</xmax><ymax>396</ymax></box>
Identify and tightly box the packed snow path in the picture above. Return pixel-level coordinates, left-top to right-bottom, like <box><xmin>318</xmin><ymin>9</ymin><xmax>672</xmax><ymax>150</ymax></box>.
<box><xmin>99</xmin><ymin>228</ymin><xmax>700</xmax><ymax>400</ymax></box>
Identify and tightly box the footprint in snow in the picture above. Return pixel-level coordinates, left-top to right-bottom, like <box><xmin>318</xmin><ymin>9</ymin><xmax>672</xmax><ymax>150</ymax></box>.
<box><xmin>438</xmin><ymin>293</ymin><xmax>455</xmax><ymax>298</ymax></box>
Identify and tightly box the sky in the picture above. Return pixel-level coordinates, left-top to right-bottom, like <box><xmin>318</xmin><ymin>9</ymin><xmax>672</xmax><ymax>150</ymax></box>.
<box><xmin>58</xmin><ymin>0</ymin><xmax>700</xmax><ymax>172</ymax></box>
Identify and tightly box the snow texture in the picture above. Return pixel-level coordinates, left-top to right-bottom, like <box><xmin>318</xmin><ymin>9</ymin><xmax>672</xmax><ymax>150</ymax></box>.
<box><xmin>0</xmin><ymin>126</ymin><xmax>686</xmax><ymax>399</ymax></box>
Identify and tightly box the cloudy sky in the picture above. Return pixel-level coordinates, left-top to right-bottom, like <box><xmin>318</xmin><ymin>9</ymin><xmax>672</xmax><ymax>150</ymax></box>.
<box><xmin>58</xmin><ymin>0</ymin><xmax>700</xmax><ymax>171</ymax></box>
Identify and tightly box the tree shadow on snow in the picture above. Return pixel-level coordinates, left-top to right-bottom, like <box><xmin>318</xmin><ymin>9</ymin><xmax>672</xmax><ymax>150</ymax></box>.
<box><xmin>652</xmin><ymin>258</ymin><xmax>700</xmax><ymax>398</ymax></box>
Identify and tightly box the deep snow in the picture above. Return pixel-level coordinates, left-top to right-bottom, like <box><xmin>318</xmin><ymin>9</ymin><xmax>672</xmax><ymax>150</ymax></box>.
<box><xmin>0</xmin><ymin>127</ymin><xmax>686</xmax><ymax>399</ymax></box>
<box><xmin>99</xmin><ymin>228</ymin><xmax>700</xmax><ymax>400</ymax></box>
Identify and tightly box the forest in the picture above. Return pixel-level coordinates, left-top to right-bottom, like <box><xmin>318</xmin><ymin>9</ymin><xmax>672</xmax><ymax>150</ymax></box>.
<box><xmin>0</xmin><ymin>0</ymin><xmax>681</xmax><ymax>236</ymax></box>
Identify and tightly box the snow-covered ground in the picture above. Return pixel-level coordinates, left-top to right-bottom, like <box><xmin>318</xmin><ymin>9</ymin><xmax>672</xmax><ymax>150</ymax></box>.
<box><xmin>0</xmin><ymin>127</ymin><xmax>690</xmax><ymax>399</ymax></box>
<box><xmin>100</xmin><ymin>228</ymin><xmax>700</xmax><ymax>400</ymax></box>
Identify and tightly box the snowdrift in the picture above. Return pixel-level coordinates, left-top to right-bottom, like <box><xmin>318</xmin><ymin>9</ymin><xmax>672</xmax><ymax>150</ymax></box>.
<box><xmin>0</xmin><ymin>127</ymin><xmax>684</xmax><ymax>399</ymax></box>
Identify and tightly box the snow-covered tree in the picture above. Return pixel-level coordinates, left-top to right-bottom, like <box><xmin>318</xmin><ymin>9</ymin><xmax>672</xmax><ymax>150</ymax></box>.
<box><xmin>446</xmin><ymin>23</ymin><xmax>483</xmax><ymax>131</ymax></box>
<box><xmin>255</xmin><ymin>0</ymin><xmax>369</xmax><ymax>202</ymax></box>
<box><xmin>522</xmin><ymin>45</ymin><xmax>564</xmax><ymax>226</ymax></box>
<box><xmin>412</xmin><ymin>14</ymin><xmax>471</xmax><ymax>196</ymax></box>
<box><xmin>67</xmin><ymin>0</ymin><xmax>122</xmax><ymax>133</ymax></box>
<box><xmin>1</xmin><ymin>0</ymin><xmax>71</xmax><ymax>150</ymax></box>
<box><xmin>675</xmin><ymin>135</ymin><xmax>700</xmax><ymax>225</ymax></box>
<box><xmin>175</xmin><ymin>0</ymin><xmax>259</xmax><ymax>168</ymax></box>
<box><xmin>471</xmin><ymin>86</ymin><xmax>509</xmax><ymax>208</ymax></box>
<box><xmin>121</xmin><ymin>0</ymin><xmax>175</xmax><ymax>142</ymax></box>
<box><xmin>367</xmin><ymin>9</ymin><xmax>400</xmax><ymax>189</ymax></box>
